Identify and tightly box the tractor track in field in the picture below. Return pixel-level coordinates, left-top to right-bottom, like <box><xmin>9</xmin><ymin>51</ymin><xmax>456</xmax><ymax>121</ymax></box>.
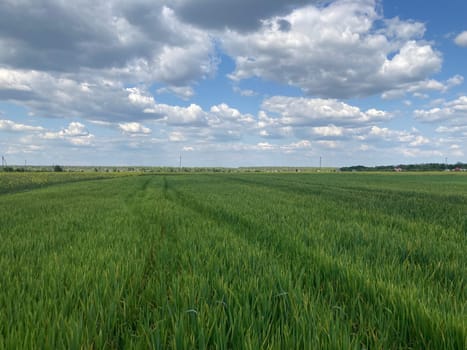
<box><xmin>163</xmin><ymin>176</ymin><xmax>466</xmax><ymax>349</ymax></box>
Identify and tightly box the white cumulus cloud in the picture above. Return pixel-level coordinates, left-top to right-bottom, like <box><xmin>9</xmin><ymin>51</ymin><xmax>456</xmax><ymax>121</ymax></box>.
<box><xmin>454</xmin><ymin>31</ymin><xmax>467</xmax><ymax>47</ymax></box>
<box><xmin>41</xmin><ymin>122</ymin><xmax>94</xmax><ymax>146</ymax></box>
<box><xmin>222</xmin><ymin>0</ymin><xmax>441</xmax><ymax>98</ymax></box>
<box><xmin>118</xmin><ymin>122</ymin><xmax>152</xmax><ymax>135</ymax></box>
<box><xmin>414</xmin><ymin>96</ymin><xmax>467</xmax><ymax>126</ymax></box>
<box><xmin>261</xmin><ymin>96</ymin><xmax>390</xmax><ymax>126</ymax></box>
<box><xmin>0</xmin><ymin>119</ymin><xmax>44</xmax><ymax>132</ymax></box>
<box><xmin>310</xmin><ymin>125</ymin><xmax>344</xmax><ymax>137</ymax></box>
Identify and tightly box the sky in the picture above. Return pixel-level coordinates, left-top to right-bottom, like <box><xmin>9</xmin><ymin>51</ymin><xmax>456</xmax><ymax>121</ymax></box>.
<box><xmin>0</xmin><ymin>0</ymin><xmax>466</xmax><ymax>167</ymax></box>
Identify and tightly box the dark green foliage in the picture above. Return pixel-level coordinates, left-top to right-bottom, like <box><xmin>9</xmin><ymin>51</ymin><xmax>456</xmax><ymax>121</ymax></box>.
<box><xmin>340</xmin><ymin>162</ymin><xmax>467</xmax><ymax>172</ymax></box>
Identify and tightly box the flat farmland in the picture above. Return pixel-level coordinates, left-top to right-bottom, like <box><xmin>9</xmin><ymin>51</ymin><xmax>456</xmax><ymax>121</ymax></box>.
<box><xmin>0</xmin><ymin>172</ymin><xmax>465</xmax><ymax>349</ymax></box>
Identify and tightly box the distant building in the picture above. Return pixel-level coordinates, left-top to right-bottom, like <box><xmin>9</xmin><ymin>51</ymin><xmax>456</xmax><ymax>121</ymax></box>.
<box><xmin>394</xmin><ymin>167</ymin><xmax>402</xmax><ymax>172</ymax></box>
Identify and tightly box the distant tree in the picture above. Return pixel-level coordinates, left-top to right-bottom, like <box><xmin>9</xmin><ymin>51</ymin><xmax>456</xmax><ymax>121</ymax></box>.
<box><xmin>340</xmin><ymin>162</ymin><xmax>467</xmax><ymax>172</ymax></box>
<box><xmin>53</xmin><ymin>165</ymin><xmax>63</xmax><ymax>172</ymax></box>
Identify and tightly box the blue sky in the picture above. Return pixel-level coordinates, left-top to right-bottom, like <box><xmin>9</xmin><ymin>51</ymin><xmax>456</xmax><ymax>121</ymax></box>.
<box><xmin>0</xmin><ymin>0</ymin><xmax>466</xmax><ymax>167</ymax></box>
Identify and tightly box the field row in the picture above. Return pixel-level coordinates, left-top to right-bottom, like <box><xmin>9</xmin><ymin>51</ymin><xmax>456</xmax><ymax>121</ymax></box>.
<box><xmin>0</xmin><ymin>173</ymin><xmax>465</xmax><ymax>348</ymax></box>
<box><xmin>0</xmin><ymin>171</ymin><xmax>129</xmax><ymax>195</ymax></box>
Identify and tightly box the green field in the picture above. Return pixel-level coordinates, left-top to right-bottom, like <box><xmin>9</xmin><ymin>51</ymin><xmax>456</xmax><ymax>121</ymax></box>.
<box><xmin>0</xmin><ymin>172</ymin><xmax>466</xmax><ymax>349</ymax></box>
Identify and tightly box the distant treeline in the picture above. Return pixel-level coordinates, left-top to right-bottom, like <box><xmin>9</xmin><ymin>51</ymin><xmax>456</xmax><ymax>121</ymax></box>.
<box><xmin>340</xmin><ymin>162</ymin><xmax>467</xmax><ymax>172</ymax></box>
<box><xmin>3</xmin><ymin>163</ymin><xmax>466</xmax><ymax>173</ymax></box>
<box><xmin>0</xmin><ymin>165</ymin><xmax>237</xmax><ymax>173</ymax></box>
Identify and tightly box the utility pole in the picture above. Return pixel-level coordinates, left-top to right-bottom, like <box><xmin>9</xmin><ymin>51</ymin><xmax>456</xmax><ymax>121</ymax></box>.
<box><xmin>179</xmin><ymin>154</ymin><xmax>182</xmax><ymax>171</ymax></box>
<box><xmin>319</xmin><ymin>156</ymin><xmax>322</xmax><ymax>170</ymax></box>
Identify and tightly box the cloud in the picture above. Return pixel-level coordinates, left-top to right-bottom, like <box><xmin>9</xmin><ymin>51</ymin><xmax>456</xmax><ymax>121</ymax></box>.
<box><xmin>0</xmin><ymin>1</ymin><xmax>217</xmax><ymax>89</ymax></box>
<box><xmin>315</xmin><ymin>140</ymin><xmax>339</xmax><ymax>149</ymax></box>
<box><xmin>281</xmin><ymin>139</ymin><xmax>312</xmax><ymax>151</ymax></box>
<box><xmin>146</xmin><ymin>103</ymin><xmax>208</xmax><ymax>126</ymax></box>
<box><xmin>174</xmin><ymin>0</ymin><xmax>315</xmax><ymax>31</ymax></box>
<box><xmin>381</xmin><ymin>75</ymin><xmax>464</xmax><ymax>100</ymax></box>
<box><xmin>256</xmin><ymin>142</ymin><xmax>275</xmax><ymax>151</ymax></box>
<box><xmin>257</xmin><ymin>96</ymin><xmax>391</xmax><ymax>143</ymax></box>
<box><xmin>118</xmin><ymin>122</ymin><xmax>152</xmax><ymax>135</ymax></box>
<box><xmin>60</xmin><ymin>122</ymin><xmax>90</xmax><ymax>137</ymax></box>
<box><xmin>0</xmin><ymin>0</ymin><xmax>462</xmax><ymax>167</ymax></box>
<box><xmin>0</xmin><ymin>119</ymin><xmax>44</xmax><ymax>132</ymax></box>
<box><xmin>397</xmin><ymin>147</ymin><xmax>443</xmax><ymax>159</ymax></box>
<box><xmin>233</xmin><ymin>86</ymin><xmax>258</xmax><ymax>96</ymax></box>
<box><xmin>209</xmin><ymin>103</ymin><xmax>255</xmax><ymax>124</ymax></box>
<box><xmin>146</xmin><ymin>101</ymin><xmax>256</xmax><ymax>143</ymax></box>
<box><xmin>446</xmin><ymin>75</ymin><xmax>464</xmax><ymax>88</ymax></box>
<box><xmin>126</xmin><ymin>88</ymin><xmax>156</xmax><ymax>109</ymax></box>
<box><xmin>309</xmin><ymin>125</ymin><xmax>344</xmax><ymax>137</ymax></box>
<box><xmin>365</xmin><ymin>126</ymin><xmax>430</xmax><ymax>147</ymax></box>
<box><xmin>379</xmin><ymin>41</ymin><xmax>441</xmax><ymax>81</ymax></box>
<box><xmin>41</xmin><ymin>122</ymin><xmax>94</xmax><ymax>145</ymax></box>
<box><xmin>0</xmin><ymin>69</ymin><xmax>164</xmax><ymax>122</ymax></box>
<box><xmin>0</xmin><ymin>141</ymin><xmax>44</xmax><ymax>156</ymax></box>
<box><xmin>222</xmin><ymin>0</ymin><xmax>442</xmax><ymax>98</ymax></box>
<box><xmin>0</xmin><ymin>66</ymin><xmax>258</xmax><ymax>144</ymax></box>
<box><xmin>156</xmin><ymin>86</ymin><xmax>195</xmax><ymax>100</ymax></box>
<box><xmin>244</xmin><ymin>139</ymin><xmax>312</xmax><ymax>153</ymax></box>
<box><xmin>261</xmin><ymin>96</ymin><xmax>390</xmax><ymax>127</ymax></box>
<box><xmin>169</xmin><ymin>131</ymin><xmax>186</xmax><ymax>142</ymax></box>
<box><xmin>254</xmin><ymin>95</ymin><xmax>408</xmax><ymax>152</ymax></box>
<box><xmin>383</xmin><ymin>17</ymin><xmax>425</xmax><ymax>40</ymax></box>
<box><xmin>0</xmin><ymin>69</ymin><xmax>35</xmax><ymax>92</ymax></box>
<box><xmin>454</xmin><ymin>31</ymin><xmax>467</xmax><ymax>47</ymax></box>
<box><xmin>435</xmin><ymin>125</ymin><xmax>467</xmax><ymax>137</ymax></box>
<box><xmin>414</xmin><ymin>96</ymin><xmax>467</xmax><ymax>127</ymax></box>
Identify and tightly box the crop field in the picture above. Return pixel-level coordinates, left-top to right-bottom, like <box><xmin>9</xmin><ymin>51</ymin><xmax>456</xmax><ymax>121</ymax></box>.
<box><xmin>0</xmin><ymin>172</ymin><xmax>466</xmax><ymax>349</ymax></box>
<box><xmin>0</xmin><ymin>171</ymin><xmax>124</xmax><ymax>195</ymax></box>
